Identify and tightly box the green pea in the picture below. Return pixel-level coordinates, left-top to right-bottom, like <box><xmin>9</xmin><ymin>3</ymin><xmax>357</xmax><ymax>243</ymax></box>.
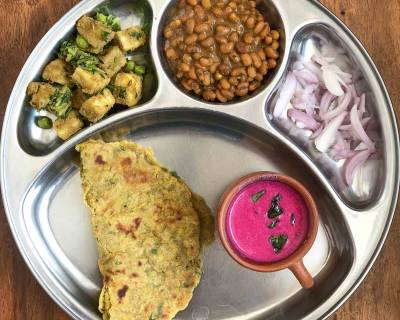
<box><xmin>35</xmin><ymin>116</ymin><xmax>53</xmax><ymax>129</ymax></box>
<box><xmin>124</xmin><ymin>60</ymin><xmax>135</xmax><ymax>72</ymax></box>
<box><xmin>134</xmin><ymin>65</ymin><xmax>146</xmax><ymax>75</ymax></box>
<box><xmin>76</xmin><ymin>34</ymin><xmax>89</xmax><ymax>50</ymax></box>
<box><xmin>96</xmin><ymin>12</ymin><xmax>107</xmax><ymax>24</ymax></box>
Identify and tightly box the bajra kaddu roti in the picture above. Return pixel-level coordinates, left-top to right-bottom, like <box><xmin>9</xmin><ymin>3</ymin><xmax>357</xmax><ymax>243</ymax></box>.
<box><xmin>76</xmin><ymin>140</ymin><xmax>214</xmax><ymax>320</ymax></box>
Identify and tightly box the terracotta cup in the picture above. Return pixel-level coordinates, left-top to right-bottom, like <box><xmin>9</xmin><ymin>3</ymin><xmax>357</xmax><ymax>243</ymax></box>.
<box><xmin>217</xmin><ymin>171</ymin><xmax>319</xmax><ymax>289</ymax></box>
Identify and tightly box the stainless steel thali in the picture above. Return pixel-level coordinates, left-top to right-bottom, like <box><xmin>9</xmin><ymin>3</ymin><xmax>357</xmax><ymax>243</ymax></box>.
<box><xmin>1</xmin><ymin>0</ymin><xmax>399</xmax><ymax>319</ymax></box>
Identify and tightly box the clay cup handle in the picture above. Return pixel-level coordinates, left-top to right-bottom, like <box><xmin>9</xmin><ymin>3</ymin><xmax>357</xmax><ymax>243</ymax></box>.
<box><xmin>289</xmin><ymin>260</ymin><xmax>314</xmax><ymax>289</ymax></box>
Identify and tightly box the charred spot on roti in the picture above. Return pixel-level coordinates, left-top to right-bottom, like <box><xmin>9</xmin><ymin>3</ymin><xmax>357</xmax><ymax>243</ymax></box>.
<box><xmin>183</xmin><ymin>280</ymin><xmax>194</xmax><ymax>288</ymax></box>
<box><xmin>121</xmin><ymin>157</ymin><xmax>132</xmax><ymax>166</ymax></box>
<box><xmin>95</xmin><ymin>154</ymin><xmax>106</xmax><ymax>164</ymax></box>
<box><xmin>134</xmin><ymin>217</ymin><xmax>141</xmax><ymax>228</ymax></box>
<box><xmin>154</xmin><ymin>204</ymin><xmax>184</xmax><ymax>224</ymax></box>
<box><xmin>116</xmin><ymin>217</ymin><xmax>141</xmax><ymax>239</ymax></box>
<box><xmin>117</xmin><ymin>285</ymin><xmax>128</xmax><ymax>300</ymax></box>
<box><xmin>131</xmin><ymin>272</ymin><xmax>139</xmax><ymax>278</ymax></box>
<box><xmin>122</xmin><ymin>168</ymin><xmax>150</xmax><ymax>184</ymax></box>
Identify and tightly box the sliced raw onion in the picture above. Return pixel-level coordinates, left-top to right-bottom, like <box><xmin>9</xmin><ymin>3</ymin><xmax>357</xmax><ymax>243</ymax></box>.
<box><xmin>292</xmin><ymin>102</ymin><xmax>315</xmax><ymax>117</ymax></box>
<box><xmin>287</xmin><ymin>109</ymin><xmax>320</xmax><ymax>131</ymax></box>
<box><xmin>350</xmin><ymin>104</ymin><xmax>375</xmax><ymax>151</ymax></box>
<box><xmin>358</xmin><ymin>93</ymin><xmax>366</xmax><ymax>115</ymax></box>
<box><xmin>272</xmin><ymin>49</ymin><xmax>377</xmax><ymax>187</ymax></box>
<box><xmin>340</xmin><ymin>116</ymin><xmax>370</xmax><ymax>130</ymax></box>
<box><xmin>348</xmin><ymin>84</ymin><xmax>358</xmax><ymax>101</ymax></box>
<box><xmin>326</xmin><ymin>64</ymin><xmax>352</xmax><ymax>83</ymax></box>
<box><xmin>310</xmin><ymin>125</ymin><xmax>324</xmax><ymax>139</ymax></box>
<box><xmin>344</xmin><ymin>150</ymin><xmax>371</xmax><ymax>186</ymax></box>
<box><xmin>330</xmin><ymin>148</ymin><xmax>355</xmax><ymax>161</ymax></box>
<box><xmin>341</xmin><ymin>129</ymin><xmax>361</xmax><ymax>141</ymax></box>
<box><xmin>315</xmin><ymin>112</ymin><xmax>347</xmax><ymax>152</ymax></box>
<box><xmin>312</xmin><ymin>51</ymin><xmax>334</xmax><ymax>66</ymax></box>
<box><xmin>273</xmin><ymin>72</ymin><xmax>297</xmax><ymax>118</ymax></box>
<box><xmin>304</xmin><ymin>61</ymin><xmax>322</xmax><ymax>75</ymax></box>
<box><xmin>322</xmin><ymin>65</ymin><xmax>345</xmax><ymax>96</ymax></box>
<box><xmin>293</xmin><ymin>61</ymin><xmax>304</xmax><ymax>70</ymax></box>
<box><xmin>321</xmin><ymin>90</ymin><xmax>351</xmax><ymax>121</ymax></box>
<box><xmin>319</xmin><ymin>91</ymin><xmax>335</xmax><ymax>116</ymax></box>
<box><xmin>293</xmin><ymin>69</ymin><xmax>319</xmax><ymax>84</ymax></box>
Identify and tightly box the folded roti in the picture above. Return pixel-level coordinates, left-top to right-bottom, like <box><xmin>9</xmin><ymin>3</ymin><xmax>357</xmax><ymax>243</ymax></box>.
<box><xmin>76</xmin><ymin>140</ymin><xmax>214</xmax><ymax>320</ymax></box>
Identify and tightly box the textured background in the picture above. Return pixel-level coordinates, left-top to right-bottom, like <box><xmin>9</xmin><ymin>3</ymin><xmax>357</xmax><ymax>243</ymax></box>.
<box><xmin>0</xmin><ymin>0</ymin><xmax>399</xmax><ymax>319</ymax></box>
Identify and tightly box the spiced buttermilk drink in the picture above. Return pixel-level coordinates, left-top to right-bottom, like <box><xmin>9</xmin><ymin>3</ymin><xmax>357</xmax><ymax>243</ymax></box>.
<box><xmin>226</xmin><ymin>179</ymin><xmax>310</xmax><ymax>263</ymax></box>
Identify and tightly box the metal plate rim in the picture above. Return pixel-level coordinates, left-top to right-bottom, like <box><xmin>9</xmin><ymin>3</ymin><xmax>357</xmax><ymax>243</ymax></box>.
<box><xmin>1</xmin><ymin>0</ymin><xmax>399</xmax><ymax>319</ymax></box>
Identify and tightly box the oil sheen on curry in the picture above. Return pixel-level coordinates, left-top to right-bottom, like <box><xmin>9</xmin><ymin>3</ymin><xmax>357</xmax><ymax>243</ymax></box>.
<box><xmin>77</xmin><ymin>140</ymin><xmax>214</xmax><ymax>320</ymax></box>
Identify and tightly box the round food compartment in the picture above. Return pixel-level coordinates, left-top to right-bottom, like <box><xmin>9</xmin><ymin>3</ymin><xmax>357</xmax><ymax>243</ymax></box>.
<box><xmin>158</xmin><ymin>0</ymin><xmax>286</xmax><ymax>105</ymax></box>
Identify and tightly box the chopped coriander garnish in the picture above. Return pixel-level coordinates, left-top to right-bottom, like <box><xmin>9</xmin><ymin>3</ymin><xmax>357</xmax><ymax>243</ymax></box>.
<box><xmin>95</xmin><ymin>3</ymin><xmax>120</xmax><ymax>31</ymax></box>
<box><xmin>111</xmin><ymin>85</ymin><xmax>127</xmax><ymax>100</ymax></box>
<box><xmin>58</xmin><ymin>40</ymin><xmax>79</xmax><ymax>62</ymax></box>
<box><xmin>267</xmin><ymin>219</ymin><xmax>279</xmax><ymax>229</ymax></box>
<box><xmin>170</xmin><ymin>171</ymin><xmax>179</xmax><ymax>178</ymax></box>
<box><xmin>108</xmin><ymin>16</ymin><xmax>121</xmax><ymax>31</ymax></box>
<box><xmin>96</xmin><ymin>2</ymin><xmax>113</xmax><ymax>16</ymax></box>
<box><xmin>107</xmin><ymin>83</ymin><xmax>115</xmax><ymax>92</ymax></box>
<box><xmin>130</xmin><ymin>31</ymin><xmax>143</xmax><ymax>39</ymax></box>
<box><xmin>119</xmin><ymin>91</ymin><xmax>126</xmax><ymax>99</ymax></box>
<box><xmin>35</xmin><ymin>116</ymin><xmax>53</xmax><ymax>129</ymax></box>
<box><xmin>75</xmin><ymin>53</ymin><xmax>99</xmax><ymax>69</ymax></box>
<box><xmin>118</xmin><ymin>87</ymin><xmax>127</xmax><ymax>99</ymax></box>
<box><xmin>150</xmin><ymin>248</ymin><xmax>157</xmax><ymax>255</ymax></box>
<box><xmin>101</xmin><ymin>31</ymin><xmax>111</xmax><ymax>42</ymax></box>
<box><xmin>251</xmin><ymin>189</ymin><xmax>266</xmax><ymax>203</ymax></box>
<box><xmin>267</xmin><ymin>193</ymin><xmax>283</xmax><ymax>219</ymax></box>
<box><xmin>47</xmin><ymin>86</ymin><xmax>72</xmax><ymax>118</ymax></box>
<box><xmin>59</xmin><ymin>40</ymin><xmax>100</xmax><ymax>73</ymax></box>
<box><xmin>269</xmin><ymin>234</ymin><xmax>288</xmax><ymax>253</ymax></box>
<box><xmin>142</xmin><ymin>21</ymin><xmax>151</xmax><ymax>35</ymax></box>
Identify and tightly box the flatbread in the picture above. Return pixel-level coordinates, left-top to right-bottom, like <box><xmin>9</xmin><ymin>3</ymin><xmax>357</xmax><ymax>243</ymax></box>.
<box><xmin>76</xmin><ymin>139</ymin><xmax>214</xmax><ymax>320</ymax></box>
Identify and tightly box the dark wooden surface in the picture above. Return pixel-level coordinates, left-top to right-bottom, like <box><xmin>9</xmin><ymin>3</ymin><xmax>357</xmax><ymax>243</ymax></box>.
<box><xmin>0</xmin><ymin>1</ymin><xmax>399</xmax><ymax>319</ymax></box>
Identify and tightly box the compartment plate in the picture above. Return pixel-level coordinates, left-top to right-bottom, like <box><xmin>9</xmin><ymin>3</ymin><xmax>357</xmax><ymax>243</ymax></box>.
<box><xmin>1</xmin><ymin>0</ymin><xmax>399</xmax><ymax>320</ymax></box>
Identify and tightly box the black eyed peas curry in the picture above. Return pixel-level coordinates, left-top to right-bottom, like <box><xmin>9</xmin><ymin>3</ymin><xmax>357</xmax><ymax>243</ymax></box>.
<box><xmin>164</xmin><ymin>0</ymin><xmax>281</xmax><ymax>103</ymax></box>
<box><xmin>26</xmin><ymin>3</ymin><xmax>148</xmax><ymax>140</ymax></box>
